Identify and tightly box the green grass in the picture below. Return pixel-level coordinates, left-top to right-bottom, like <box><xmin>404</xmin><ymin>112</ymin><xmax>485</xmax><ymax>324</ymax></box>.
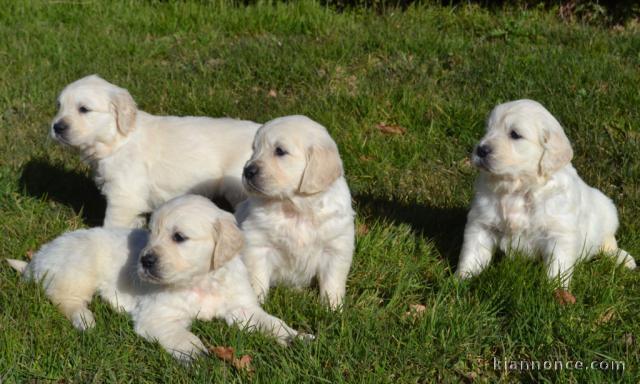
<box><xmin>1</xmin><ymin>1</ymin><xmax>639</xmax><ymax>382</ymax></box>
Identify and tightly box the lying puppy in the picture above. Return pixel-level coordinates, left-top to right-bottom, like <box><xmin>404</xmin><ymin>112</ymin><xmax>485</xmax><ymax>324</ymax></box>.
<box><xmin>236</xmin><ymin>115</ymin><xmax>355</xmax><ymax>310</ymax></box>
<box><xmin>457</xmin><ymin>99</ymin><xmax>636</xmax><ymax>289</ymax></box>
<box><xmin>7</xmin><ymin>195</ymin><xmax>311</xmax><ymax>361</ymax></box>
<box><xmin>51</xmin><ymin>75</ymin><xmax>260</xmax><ymax>228</ymax></box>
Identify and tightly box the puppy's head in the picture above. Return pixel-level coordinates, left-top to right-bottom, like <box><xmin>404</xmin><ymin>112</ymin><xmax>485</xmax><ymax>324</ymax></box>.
<box><xmin>138</xmin><ymin>195</ymin><xmax>244</xmax><ymax>287</ymax></box>
<box><xmin>242</xmin><ymin>115</ymin><xmax>343</xmax><ymax>199</ymax></box>
<box><xmin>51</xmin><ymin>75</ymin><xmax>137</xmax><ymax>157</ymax></box>
<box><xmin>472</xmin><ymin>99</ymin><xmax>573</xmax><ymax>179</ymax></box>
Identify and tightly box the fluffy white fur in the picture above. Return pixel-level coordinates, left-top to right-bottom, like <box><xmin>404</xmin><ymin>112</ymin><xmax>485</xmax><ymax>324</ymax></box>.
<box><xmin>52</xmin><ymin>75</ymin><xmax>260</xmax><ymax>228</ymax></box>
<box><xmin>236</xmin><ymin>115</ymin><xmax>355</xmax><ymax>309</ymax></box>
<box><xmin>457</xmin><ymin>99</ymin><xmax>636</xmax><ymax>287</ymax></box>
<box><xmin>7</xmin><ymin>195</ymin><xmax>311</xmax><ymax>362</ymax></box>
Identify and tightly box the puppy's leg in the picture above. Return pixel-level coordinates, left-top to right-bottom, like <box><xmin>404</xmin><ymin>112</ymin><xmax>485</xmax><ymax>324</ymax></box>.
<box><xmin>243</xmin><ymin>247</ymin><xmax>273</xmax><ymax>303</ymax></box>
<box><xmin>544</xmin><ymin>240</ymin><xmax>578</xmax><ymax>289</ymax></box>
<box><xmin>318</xmin><ymin>237</ymin><xmax>353</xmax><ymax>310</ymax></box>
<box><xmin>134</xmin><ymin>312</ymin><xmax>206</xmax><ymax>362</ymax></box>
<box><xmin>103</xmin><ymin>199</ymin><xmax>148</xmax><ymax>228</ymax></box>
<box><xmin>602</xmin><ymin>235</ymin><xmax>637</xmax><ymax>270</ymax></box>
<box><xmin>49</xmin><ymin>278</ymin><xmax>97</xmax><ymax>331</ymax></box>
<box><xmin>456</xmin><ymin>223</ymin><xmax>496</xmax><ymax>279</ymax></box>
<box><xmin>227</xmin><ymin>306</ymin><xmax>313</xmax><ymax>346</ymax></box>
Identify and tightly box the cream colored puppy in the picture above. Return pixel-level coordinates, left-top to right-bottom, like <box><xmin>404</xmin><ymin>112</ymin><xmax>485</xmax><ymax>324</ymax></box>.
<box><xmin>236</xmin><ymin>115</ymin><xmax>355</xmax><ymax>310</ymax></box>
<box><xmin>7</xmin><ymin>195</ymin><xmax>311</xmax><ymax>362</ymax></box>
<box><xmin>52</xmin><ymin>75</ymin><xmax>260</xmax><ymax>228</ymax></box>
<box><xmin>457</xmin><ymin>99</ymin><xmax>636</xmax><ymax>288</ymax></box>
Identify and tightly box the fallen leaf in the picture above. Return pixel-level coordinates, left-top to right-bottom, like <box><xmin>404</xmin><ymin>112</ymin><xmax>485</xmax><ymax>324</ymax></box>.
<box><xmin>554</xmin><ymin>289</ymin><xmax>576</xmax><ymax>305</ymax></box>
<box><xmin>359</xmin><ymin>155</ymin><xmax>374</xmax><ymax>162</ymax></box>
<box><xmin>596</xmin><ymin>308</ymin><xmax>615</xmax><ymax>325</ymax></box>
<box><xmin>211</xmin><ymin>346</ymin><xmax>234</xmax><ymax>362</ymax></box>
<box><xmin>622</xmin><ymin>333</ymin><xmax>635</xmax><ymax>346</ymax></box>
<box><xmin>234</xmin><ymin>354</ymin><xmax>254</xmax><ymax>373</ymax></box>
<box><xmin>26</xmin><ymin>250</ymin><xmax>34</xmax><ymax>260</ymax></box>
<box><xmin>376</xmin><ymin>122</ymin><xmax>406</xmax><ymax>135</ymax></box>
<box><xmin>267</xmin><ymin>89</ymin><xmax>277</xmax><ymax>98</ymax></box>
<box><xmin>356</xmin><ymin>223</ymin><xmax>370</xmax><ymax>236</ymax></box>
<box><xmin>403</xmin><ymin>303</ymin><xmax>427</xmax><ymax>320</ymax></box>
<box><xmin>209</xmin><ymin>346</ymin><xmax>254</xmax><ymax>374</ymax></box>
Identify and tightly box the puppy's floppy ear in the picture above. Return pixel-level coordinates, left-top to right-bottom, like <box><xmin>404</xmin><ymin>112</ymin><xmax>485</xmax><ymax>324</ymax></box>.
<box><xmin>298</xmin><ymin>144</ymin><xmax>343</xmax><ymax>195</ymax></box>
<box><xmin>538</xmin><ymin>118</ymin><xmax>573</xmax><ymax>177</ymax></box>
<box><xmin>110</xmin><ymin>88</ymin><xmax>137</xmax><ymax>136</ymax></box>
<box><xmin>211</xmin><ymin>214</ymin><xmax>244</xmax><ymax>270</ymax></box>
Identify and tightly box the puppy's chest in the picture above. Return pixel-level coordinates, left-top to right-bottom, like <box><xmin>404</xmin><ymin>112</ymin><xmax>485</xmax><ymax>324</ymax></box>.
<box><xmin>184</xmin><ymin>287</ymin><xmax>224</xmax><ymax>320</ymax></box>
<box><xmin>270</xmin><ymin>216</ymin><xmax>322</xmax><ymax>256</ymax></box>
<box><xmin>493</xmin><ymin>193</ymin><xmax>544</xmax><ymax>240</ymax></box>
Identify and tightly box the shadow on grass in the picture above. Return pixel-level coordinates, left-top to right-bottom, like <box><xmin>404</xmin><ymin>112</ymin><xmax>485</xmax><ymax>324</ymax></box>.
<box><xmin>354</xmin><ymin>194</ymin><xmax>468</xmax><ymax>269</ymax></box>
<box><xmin>19</xmin><ymin>158</ymin><xmax>106</xmax><ymax>226</ymax></box>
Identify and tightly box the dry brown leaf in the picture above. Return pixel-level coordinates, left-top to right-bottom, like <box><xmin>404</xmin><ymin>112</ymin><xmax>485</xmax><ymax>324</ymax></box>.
<box><xmin>234</xmin><ymin>354</ymin><xmax>254</xmax><ymax>373</ymax></box>
<box><xmin>356</xmin><ymin>223</ymin><xmax>370</xmax><ymax>236</ymax></box>
<box><xmin>596</xmin><ymin>308</ymin><xmax>615</xmax><ymax>325</ymax></box>
<box><xmin>554</xmin><ymin>289</ymin><xmax>576</xmax><ymax>305</ymax></box>
<box><xmin>267</xmin><ymin>89</ymin><xmax>278</xmax><ymax>98</ymax></box>
<box><xmin>403</xmin><ymin>303</ymin><xmax>427</xmax><ymax>320</ymax></box>
<box><xmin>211</xmin><ymin>346</ymin><xmax>235</xmax><ymax>362</ymax></box>
<box><xmin>209</xmin><ymin>346</ymin><xmax>254</xmax><ymax>374</ymax></box>
<box><xmin>622</xmin><ymin>333</ymin><xmax>635</xmax><ymax>346</ymax></box>
<box><xmin>26</xmin><ymin>250</ymin><xmax>34</xmax><ymax>260</ymax></box>
<box><xmin>376</xmin><ymin>122</ymin><xmax>406</xmax><ymax>135</ymax></box>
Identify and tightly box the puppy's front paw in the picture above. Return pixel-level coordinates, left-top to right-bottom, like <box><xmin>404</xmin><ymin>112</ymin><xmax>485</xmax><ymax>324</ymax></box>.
<box><xmin>71</xmin><ymin>309</ymin><xmax>96</xmax><ymax>331</ymax></box>
<box><xmin>296</xmin><ymin>332</ymin><xmax>315</xmax><ymax>343</ymax></box>
<box><xmin>167</xmin><ymin>334</ymin><xmax>207</xmax><ymax>363</ymax></box>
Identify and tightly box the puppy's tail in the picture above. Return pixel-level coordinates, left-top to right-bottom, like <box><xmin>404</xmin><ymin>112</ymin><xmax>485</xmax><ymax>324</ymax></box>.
<box><xmin>6</xmin><ymin>259</ymin><xmax>28</xmax><ymax>274</ymax></box>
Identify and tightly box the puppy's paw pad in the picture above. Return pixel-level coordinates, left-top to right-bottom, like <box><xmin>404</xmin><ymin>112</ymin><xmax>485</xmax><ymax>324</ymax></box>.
<box><xmin>71</xmin><ymin>310</ymin><xmax>96</xmax><ymax>331</ymax></box>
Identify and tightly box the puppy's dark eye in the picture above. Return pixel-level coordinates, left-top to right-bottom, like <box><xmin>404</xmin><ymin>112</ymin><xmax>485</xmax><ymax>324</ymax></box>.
<box><xmin>56</xmin><ymin>101</ymin><xmax>61</xmax><ymax>110</ymax></box>
<box><xmin>274</xmin><ymin>147</ymin><xmax>287</xmax><ymax>157</ymax></box>
<box><xmin>172</xmin><ymin>232</ymin><xmax>187</xmax><ymax>243</ymax></box>
<box><xmin>510</xmin><ymin>130</ymin><xmax>522</xmax><ymax>140</ymax></box>
<box><xmin>78</xmin><ymin>106</ymin><xmax>90</xmax><ymax>114</ymax></box>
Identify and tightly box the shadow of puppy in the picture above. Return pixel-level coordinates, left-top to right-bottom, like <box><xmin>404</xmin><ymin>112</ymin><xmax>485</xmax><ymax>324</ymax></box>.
<box><xmin>19</xmin><ymin>158</ymin><xmax>106</xmax><ymax>226</ymax></box>
<box><xmin>354</xmin><ymin>194</ymin><xmax>468</xmax><ymax>269</ymax></box>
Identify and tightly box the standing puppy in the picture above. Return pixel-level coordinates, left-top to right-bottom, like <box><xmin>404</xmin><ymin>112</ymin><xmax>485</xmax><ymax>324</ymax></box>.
<box><xmin>7</xmin><ymin>195</ymin><xmax>311</xmax><ymax>361</ymax></box>
<box><xmin>457</xmin><ymin>99</ymin><xmax>636</xmax><ymax>289</ymax></box>
<box><xmin>52</xmin><ymin>75</ymin><xmax>260</xmax><ymax>227</ymax></box>
<box><xmin>236</xmin><ymin>115</ymin><xmax>355</xmax><ymax>310</ymax></box>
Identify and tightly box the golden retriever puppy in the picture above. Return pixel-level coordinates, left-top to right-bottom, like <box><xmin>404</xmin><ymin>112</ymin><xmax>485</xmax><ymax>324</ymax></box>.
<box><xmin>7</xmin><ymin>195</ymin><xmax>311</xmax><ymax>362</ymax></box>
<box><xmin>51</xmin><ymin>75</ymin><xmax>260</xmax><ymax>228</ymax></box>
<box><xmin>236</xmin><ymin>115</ymin><xmax>355</xmax><ymax>310</ymax></box>
<box><xmin>457</xmin><ymin>99</ymin><xmax>636</xmax><ymax>289</ymax></box>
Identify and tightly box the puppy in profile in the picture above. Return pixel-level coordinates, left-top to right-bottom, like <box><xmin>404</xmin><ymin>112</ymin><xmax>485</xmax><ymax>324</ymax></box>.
<box><xmin>236</xmin><ymin>115</ymin><xmax>355</xmax><ymax>310</ymax></box>
<box><xmin>52</xmin><ymin>75</ymin><xmax>260</xmax><ymax>228</ymax></box>
<box><xmin>457</xmin><ymin>99</ymin><xmax>636</xmax><ymax>291</ymax></box>
<box><xmin>7</xmin><ymin>195</ymin><xmax>311</xmax><ymax>361</ymax></box>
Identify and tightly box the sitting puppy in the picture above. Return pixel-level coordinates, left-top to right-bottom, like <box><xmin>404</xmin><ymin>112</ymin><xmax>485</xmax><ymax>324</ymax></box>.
<box><xmin>236</xmin><ymin>115</ymin><xmax>355</xmax><ymax>310</ymax></box>
<box><xmin>7</xmin><ymin>195</ymin><xmax>311</xmax><ymax>361</ymax></box>
<box><xmin>51</xmin><ymin>75</ymin><xmax>260</xmax><ymax>228</ymax></box>
<box><xmin>457</xmin><ymin>99</ymin><xmax>636</xmax><ymax>289</ymax></box>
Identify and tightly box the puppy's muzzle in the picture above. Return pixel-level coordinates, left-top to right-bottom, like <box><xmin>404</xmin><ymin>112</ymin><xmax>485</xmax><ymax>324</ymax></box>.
<box><xmin>475</xmin><ymin>144</ymin><xmax>492</xmax><ymax>158</ymax></box>
<box><xmin>243</xmin><ymin>163</ymin><xmax>260</xmax><ymax>180</ymax></box>
<box><xmin>53</xmin><ymin>120</ymin><xmax>69</xmax><ymax>137</ymax></box>
<box><xmin>140</xmin><ymin>250</ymin><xmax>158</xmax><ymax>270</ymax></box>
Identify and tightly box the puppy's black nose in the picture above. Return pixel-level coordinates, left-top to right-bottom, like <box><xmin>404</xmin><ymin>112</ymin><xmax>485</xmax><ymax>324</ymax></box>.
<box><xmin>243</xmin><ymin>163</ymin><xmax>259</xmax><ymax>180</ymax></box>
<box><xmin>53</xmin><ymin>121</ymin><xmax>68</xmax><ymax>135</ymax></box>
<box><xmin>476</xmin><ymin>145</ymin><xmax>492</xmax><ymax>158</ymax></box>
<box><xmin>140</xmin><ymin>252</ymin><xmax>157</xmax><ymax>269</ymax></box>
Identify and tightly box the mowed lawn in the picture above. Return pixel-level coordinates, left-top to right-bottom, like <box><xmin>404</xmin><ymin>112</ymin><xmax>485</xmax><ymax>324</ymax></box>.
<box><xmin>1</xmin><ymin>1</ymin><xmax>639</xmax><ymax>382</ymax></box>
